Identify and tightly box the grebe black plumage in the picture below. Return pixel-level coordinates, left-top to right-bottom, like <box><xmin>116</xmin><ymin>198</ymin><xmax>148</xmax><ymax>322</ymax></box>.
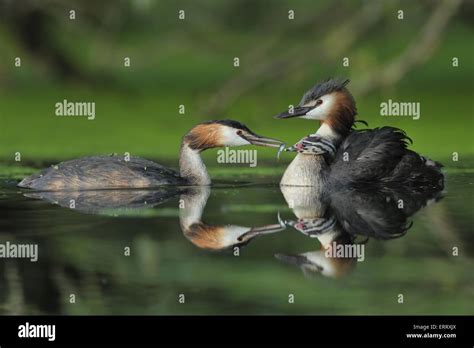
<box><xmin>18</xmin><ymin>120</ymin><xmax>283</xmax><ymax>191</ymax></box>
<box><xmin>275</xmin><ymin>79</ymin><xmax>444</xmax><ymax>193</ymax></box>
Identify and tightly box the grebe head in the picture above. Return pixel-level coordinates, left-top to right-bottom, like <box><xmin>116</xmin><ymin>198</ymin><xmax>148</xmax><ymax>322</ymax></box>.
<box><xmin>180</xmin><ymin>186</ymin><xmax>286</xmax><ymax>250</ymax></box>
<box><xmin>184</xmin><ymin>222</ymin><xmax>286</xmax><ymax>251</ymax></box>
<box><xmin>183</xmin><ymin>119</ymin><xmax>283</xmax><ymax>151</ymax></box>
<box><xmin>275</xmin><ymin>249</ymin><xmax>357</xmax><ymax>280</ymax></box>
<box><xmin>275</xmin><ymin>233</ymin><xmax>357</xmax><ymax>279</ymax></box>
<box><xmin>180</xmin><ymin>120</ymin><xmax>283</xmax><ymax>186</ymax></box>
<box><xmin>274</xmin><ymin>78</ymin><xmax>357</xmax><ymax>138</ymax></box>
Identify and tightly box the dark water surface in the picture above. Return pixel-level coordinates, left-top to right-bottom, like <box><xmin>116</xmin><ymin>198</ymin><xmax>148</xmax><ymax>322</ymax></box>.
<box><xmin>0</xmin><ymin>169</ymin><xmax>472</xmax><ymax>315</ymax></box>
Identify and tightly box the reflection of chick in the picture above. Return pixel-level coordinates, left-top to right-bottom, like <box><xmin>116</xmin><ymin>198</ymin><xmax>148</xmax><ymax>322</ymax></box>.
<box><xmin>179</xmin><ymin>187</ymin><xmax>285</xmax><ymax>251</ymax></box>
<box><xmin>276</xmin><ymin>233</ymin><xmax>357</xmax><ymax>279</ymax></box>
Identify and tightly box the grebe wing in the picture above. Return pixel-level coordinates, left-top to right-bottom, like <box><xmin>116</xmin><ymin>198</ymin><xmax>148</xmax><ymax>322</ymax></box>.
<box><xmin>18</xmin><ymin>155</ymin><xmax>186</xmax><ymax>190</ymax></box>
<box><xmin>330</xmin><ymin>127</ymin><xmax>410</xmax><ymax>184</ymax></box>
<box><xmin>330</xmin><ymin>127</ymin><xmax>444</xmax><ymax>191</ymax></box>
<box><xmin>125</xmin><ymin>156</ymin><xmax>185</xmax><ymax>185</ymax></box>
<box><xmin>383</xmin><ymin>150</ymin><xmax>444</xmax><ymax>190</ymax></box>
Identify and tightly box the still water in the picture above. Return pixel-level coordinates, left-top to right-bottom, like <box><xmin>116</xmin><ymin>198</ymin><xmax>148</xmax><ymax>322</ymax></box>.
<box><xmin>0</xmin><ymin>167</ymin><xmax>473</xmax><ymax>315</ymax></box>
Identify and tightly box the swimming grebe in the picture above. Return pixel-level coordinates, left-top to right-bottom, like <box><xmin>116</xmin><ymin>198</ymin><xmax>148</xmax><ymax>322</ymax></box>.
<box><xmin>275</xmin><ymin>79</ymin><xmax>444</xmax><ymax>191</ymax></box>
<box><xmin>180</xmin><ymin>186</ymin><xmax>286</xmax><ymax>250</ymax></box>
<box><xmin>18</xmin><ymin>120</ymin><xmax>283</xmax><ymax>191</ymax></box>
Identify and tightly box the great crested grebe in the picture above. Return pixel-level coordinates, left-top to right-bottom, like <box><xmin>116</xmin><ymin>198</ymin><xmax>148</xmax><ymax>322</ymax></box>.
<box><xmin>275</xmin><ymin>78</ymin><xmax>444</xmax><ymax>192</ymax></box>
<box><xmin>179</xmin><ymin>186</ymin><xmax>286</xmax><ymax>250</ymax></box>
<box><xmin>18</xmin><ymin>120</ymin><xmax>283</xmax><ymax>191</ymax></box>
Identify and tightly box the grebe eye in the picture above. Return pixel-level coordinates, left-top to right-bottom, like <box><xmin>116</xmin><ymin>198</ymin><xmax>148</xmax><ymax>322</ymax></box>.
<box><xmin>316</xmin><ymin>99</ymin><xmax>323</xmax><ymax>106</ymax></box>
<box><xmin>236</xmin><ymin>130</ymin><xmax>243</xmax><ymax>135</ymax></box>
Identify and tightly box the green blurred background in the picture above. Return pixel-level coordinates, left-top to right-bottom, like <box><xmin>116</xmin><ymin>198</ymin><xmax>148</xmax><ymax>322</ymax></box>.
<box><xmin>0</xmin><ymin>0</ymin><xmax>473</xmax><ymax>169</ymax></box>
<box><xmin>0</xmin><ymin>0</ymin><xmax>473</xmax><ymax>316</ymax></box>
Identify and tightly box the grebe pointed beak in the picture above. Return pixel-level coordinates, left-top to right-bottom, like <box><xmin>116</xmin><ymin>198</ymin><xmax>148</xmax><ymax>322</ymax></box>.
<box><xmin>240</xmin><ymin>132</ymin><xmax>284</xmax><ymax>148</ymax></box>
<box><xmin>237</xmin><ymin>222</ymin><xmax>287</xmax><ymax>243</ymax></box>
<box><xmin>274</xmin><ymin>253</ymin><xmax>309</xmax><ymax>266</ymax></box>
<box><xmin>274</xmin><ymin>106</ymin><xmax>313</xmax><ymax>119</ymax></box>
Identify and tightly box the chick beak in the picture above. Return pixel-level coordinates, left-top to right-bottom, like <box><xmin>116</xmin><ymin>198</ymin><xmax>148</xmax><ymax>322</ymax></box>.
<box><xmin>241</xmin><ymin>131</ymin><xmax>284</xmax><ymax>148</ymax></box>
<box><xmin>274</xmin><ymin>106</ymin><xmax>313</xmax><ymax>119</ymax></box>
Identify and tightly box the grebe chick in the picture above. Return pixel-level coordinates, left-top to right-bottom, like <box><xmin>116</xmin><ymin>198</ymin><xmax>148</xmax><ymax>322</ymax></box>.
<box><xmin>275</xmin><ymin>78</ymin><xmax>444</xmax><ymax>193</ymax></box>
<box><xmin>18</xmin><ymin>120</ymin><xmax>283</xmax><ymax>191</ymax></box>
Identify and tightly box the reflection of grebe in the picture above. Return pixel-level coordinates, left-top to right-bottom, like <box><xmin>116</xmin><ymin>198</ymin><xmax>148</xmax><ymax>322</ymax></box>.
<box><xmin>275</xmin><ymin>79</ymin><xmax>444</xmax><ymax>193</ymax></box>
<box><xmin>276</xmin><ymin>184</ymin><xmax>442</xmax><ymax>279</ymax></box>
<box><xmin>18</xmin><ymin>120</ymin><xmax>283</xmax><ymax>191</ymax></box>
<box><xmin>276</xmin><ymin>233</ymin><xmax>358</xmax><ymax>280</ymax></box>
<box><xmin>22</xmin><ymin>187</ymin><xmax>183</xmax><ymax>215</ymax></box>
<box><xmin>179</xmin><ymin>187</ymin><xmax>286</xmax><ymax>251</ymax></box>
<box><xmin>276</xmin><ymin>186</ymin><xmax>358</xmax><ymax>279</ymax></box>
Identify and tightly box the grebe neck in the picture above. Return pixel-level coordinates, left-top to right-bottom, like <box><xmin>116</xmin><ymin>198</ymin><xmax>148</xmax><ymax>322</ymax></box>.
<box><xmin>179</xmin><ymin>144</ymin><xmax>211</xmax><ymax>185</ymax></box>
<box><xmin>179</xmin><ymin>187</ymin><xmax>211</xmax><ymax>229</ymax></box>
<box><xmin>315</xmin><ymin>123</ymin><xmax>343</xmax><ymax>144</ymax></box>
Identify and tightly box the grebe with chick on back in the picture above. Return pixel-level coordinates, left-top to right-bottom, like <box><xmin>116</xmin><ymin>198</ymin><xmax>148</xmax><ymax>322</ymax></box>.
<box><xmin>18</xmin><ymin>120</ymin><xmax>283</xmax><ymax>191</ymax></box>
<box><xmin>275</xmin><ymin>78</ymin><xmax>444</xmax><ymax>193</ymax></box>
